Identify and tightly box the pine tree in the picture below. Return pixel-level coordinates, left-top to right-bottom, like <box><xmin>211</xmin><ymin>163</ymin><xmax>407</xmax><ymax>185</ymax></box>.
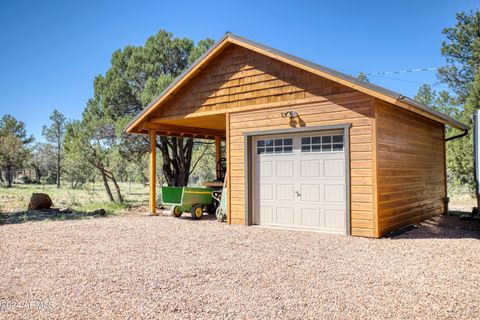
<box><xmin>447</xmin><ymin>72</ymin><xmax>480</xmax><ymax>194</ymax></box>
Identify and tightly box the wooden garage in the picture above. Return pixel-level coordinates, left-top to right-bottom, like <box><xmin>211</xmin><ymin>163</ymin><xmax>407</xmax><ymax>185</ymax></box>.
<box><xmin>125</xmin><ymin>33</ymin><xmax>468</xmax><ymax>238</ymax></box>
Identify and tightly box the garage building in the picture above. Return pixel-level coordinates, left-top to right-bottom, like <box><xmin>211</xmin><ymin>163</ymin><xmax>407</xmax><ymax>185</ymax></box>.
<box><xmin>125</xmin><ymin>33</ymin><xmax>468</xmax><ymax>238</ymax></box>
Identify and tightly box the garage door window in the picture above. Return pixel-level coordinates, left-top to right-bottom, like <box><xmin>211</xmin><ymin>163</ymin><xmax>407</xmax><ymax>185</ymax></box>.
<box><xmin>257</xmin><ymin>138</ymin><xmax>293</xmax><ymax>154</ymax></box>
<box><xmin>301</xmin><ymin>135</ymin><xmax>343</xmax><ymax>152</ymax></box>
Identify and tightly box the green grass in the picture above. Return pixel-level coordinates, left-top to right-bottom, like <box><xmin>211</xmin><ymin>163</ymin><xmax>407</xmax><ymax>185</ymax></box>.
<box><xmin>0</xmin><ymin>182</ymin><xmax>149</xmax><ymax>224</ymax></box>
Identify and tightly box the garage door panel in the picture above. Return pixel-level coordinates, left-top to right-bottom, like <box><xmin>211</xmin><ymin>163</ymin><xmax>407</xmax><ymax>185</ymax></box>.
<box><xmin>260</xmin><ymin>161</ymin><xmax>273</xmax><ymax>177</ymax></box>
<box><xmin>324</xmin><ymin>209</ymin><xmax>345</xmax><ymax>229</ymax></box>
<box><xmin>276</xmin><ymin>207</ymin><xmax>295</xmax><ymax>224</ymax></box>
<box><xmin>324</xmin><ymin>184</ymin><xmax>345</xmax><ymax>202</ymax></box>
<box><xmin>300</xmin><ymin>208</ymin><xmax>321</xmax><ymax>227</ymax></box>
<box><xmin>259</xmin><ymin>207</ymin><xmax>273</xmax><ymax>223</ymax></box>
<box><xmin>300</xmin><ymin>159</ymin><xmax>321</xmax><ymax>177</ymax></box>
<box><xmin>276</xmin><ymin>184</ymin><xmax>295</xmax><ymax>200</ymax></box>
<box><xmin>259</xmin><ymin>184</ymin><xmax>273</xmax><ymax>200</ymax></box>
<box><xmin>324</xmin><ymin>159</ymin><xmax>345</xmax><ymax>177</ymax></box>
<box><xmin>300</xmin><ymin>184</ymin><xmax>320</xmax><ymax>202</ymax></box>
<box><xmin>276</xmin><ymin>160</ymin><xmax>294</xmax><ymax>177</ymax></box>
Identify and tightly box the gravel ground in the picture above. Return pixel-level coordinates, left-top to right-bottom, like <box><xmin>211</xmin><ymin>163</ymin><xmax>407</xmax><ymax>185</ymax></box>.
<box><xmin>0</xmin><ymin>214</ymin><xmax>479</xmax><ymax>319</ymax></box>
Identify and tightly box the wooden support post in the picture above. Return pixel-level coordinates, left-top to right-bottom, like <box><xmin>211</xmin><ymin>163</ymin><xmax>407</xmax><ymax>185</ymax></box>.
<box><xmin>215</xmin><ymin>136</ymin><xmax>222</xmax><ymax>180</ymax></box>
<box><xmin>226</xmin><ymin>113</ymin><xmax>231</xmax><ymax>224</ymax></box>
<box><xmin>149</xmin><ymin>130</ymin><xmax>157</xmax><ymax>215</ymax></box>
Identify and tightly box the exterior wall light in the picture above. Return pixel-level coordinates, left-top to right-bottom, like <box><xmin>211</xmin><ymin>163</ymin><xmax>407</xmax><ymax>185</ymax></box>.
<box><xmin>281</xmin><ymin>111</ymin><xmax>298</xmax><ymax>119</ymax></box>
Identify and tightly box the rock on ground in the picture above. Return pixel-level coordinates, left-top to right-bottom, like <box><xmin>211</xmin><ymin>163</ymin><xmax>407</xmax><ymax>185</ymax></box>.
<box><xmin>27</xmin><ymin>193</ymin><xmax>53</xmax><ymax>211</ymax></box>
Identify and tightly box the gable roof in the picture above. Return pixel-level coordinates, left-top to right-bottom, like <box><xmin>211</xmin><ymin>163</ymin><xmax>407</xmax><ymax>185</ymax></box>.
<box><xmin>125</xmin><ymin>32</ymin><xmax>468</xmax><ymax>133</ymax></box>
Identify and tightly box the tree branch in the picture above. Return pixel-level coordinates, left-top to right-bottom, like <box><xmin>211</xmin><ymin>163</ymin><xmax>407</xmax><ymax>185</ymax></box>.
<box><xmin>188</xmin><ymin>145</ymin><xmax>211</xmax><ymax>175</ymax></box>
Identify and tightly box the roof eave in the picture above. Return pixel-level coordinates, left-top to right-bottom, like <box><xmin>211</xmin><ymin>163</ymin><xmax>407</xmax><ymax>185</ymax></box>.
<box><xmin>400</xmin><ymin>96</ymin><xmax>469</xmax><ymax>130</ymax></box>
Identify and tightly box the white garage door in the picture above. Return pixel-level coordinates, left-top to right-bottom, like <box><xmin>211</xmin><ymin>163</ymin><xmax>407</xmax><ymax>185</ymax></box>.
<box><xmin>253</xmin><ymin>130</ymin><xmax>347</xmax><ymax>233</ymax></box>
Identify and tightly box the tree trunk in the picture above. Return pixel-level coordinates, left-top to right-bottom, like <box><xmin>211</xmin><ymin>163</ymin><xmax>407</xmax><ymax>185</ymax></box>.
<box><xmin>56</xmin><ymin>135</ymin><xmax>61</xmax><ymax>188</ymax></box>
<box><xmin>5</xmin><ymin>166</ymin><xmax>13</xmax><ymax>188</ymax></box>
<box><xmin>157</xmin><ymin>136</ymin><xmax>194</xmax><ymax>187</ymax></box>
<box><xmin>33</xmin><ymin>165</ymin><xmax>42</xmax><ymax>182</ymax></box>
<box><xmin>99</xmin><ymin>168</ymin><xmax>114</xmax><ymax>202</ymax></box>
<box><xmin>56</xmin><ymin>160</ymin><xmax>61</xmax><ymax>188</ymax></box>
<box><xmin>106</xmin><ymin>170</ymin><xmax>124</xmax><ymax>203</ymax></box>
<box><xmin>111</xmin><ymin>177</ymin><xmax>123</xmax><ymax>203</ymax></box>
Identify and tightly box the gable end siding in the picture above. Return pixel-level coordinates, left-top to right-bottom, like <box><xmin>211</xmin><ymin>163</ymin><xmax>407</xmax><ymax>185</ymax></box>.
<box><xmin>151</xmin><ymin>44</ymin><xmax>355</xmax><ymax>119</ymax></box>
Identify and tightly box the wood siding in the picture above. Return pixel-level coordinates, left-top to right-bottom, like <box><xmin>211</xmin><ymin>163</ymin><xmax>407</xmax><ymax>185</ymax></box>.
<box><xmin>375</xmin><ymin>99</ymin><xmax>446</xmax><ymax>236</ymax></box>
<box><xmin>229</xmin><ymin>92</ymin><xmax>376</xmax><ymax>237</ymax></box>
<box><xmin>151</xmin><ymin>44</ymin><xmax>355</xmax><ymax>119</ymax></box>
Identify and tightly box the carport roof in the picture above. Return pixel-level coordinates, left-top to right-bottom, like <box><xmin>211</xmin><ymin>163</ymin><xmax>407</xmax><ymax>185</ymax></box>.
<box><xmin>125</xmin><ymin>32</ymin><xmax>468</xmax><ymax>133</ymax></box>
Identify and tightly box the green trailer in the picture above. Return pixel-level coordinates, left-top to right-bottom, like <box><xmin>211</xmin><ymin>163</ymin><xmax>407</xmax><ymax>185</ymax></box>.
<box><xmin>162</xmin><ymin>186</ymin><xmax>214</xmax><ymax>219</ymax></box>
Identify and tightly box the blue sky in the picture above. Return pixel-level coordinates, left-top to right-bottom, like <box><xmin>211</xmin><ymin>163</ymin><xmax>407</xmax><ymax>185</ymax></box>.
<box><xmin>0</xmin><ymin>0</ymin><xmax>478</xmax><ymax>140</ymax></box>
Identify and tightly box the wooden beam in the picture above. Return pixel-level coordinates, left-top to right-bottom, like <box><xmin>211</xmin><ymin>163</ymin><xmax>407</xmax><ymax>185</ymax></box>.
<box><xmin>149</xmin><ymin>130</ymin><xmax>157</xmax><ymax>215</ymax></box>
<box><xmin>141</xmin><ymin>122</ymin><xmax>226</xmax><ymax>138</ymax></box>
<box><xmin>226</xmin><ymin>113</ymin><xmax>231</xmax><ymax>225</ymax></box>
<box><xmin>215</xmin><ymin>136</ymin><xmax>222</xmax><ymax>180</ymax></box>
<box><xmin>371</xmin><ymin>97</ymin><xmax>379</xmax><ymax>238</ymax></box>
<box><xmin>135</xmin><ymin>130</ymin><xmax>226</xmax><ymax>140</ymax></box>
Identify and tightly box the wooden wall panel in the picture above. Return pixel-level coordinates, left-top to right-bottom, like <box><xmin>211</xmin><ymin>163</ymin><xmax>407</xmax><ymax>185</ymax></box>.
<box><xmin>151</xmin><ymin>44</ymin><xmax>355</xmax><ymax>119</ymax></box>
<box><xmin>375</xmin><ymin>99</ymin><xmax>446</xmax><ymax>236</ymax></box>
<box><xmin>229</xmin><ymin>92</ymin><xmax>376</xmax><ymax>237</ymax></box>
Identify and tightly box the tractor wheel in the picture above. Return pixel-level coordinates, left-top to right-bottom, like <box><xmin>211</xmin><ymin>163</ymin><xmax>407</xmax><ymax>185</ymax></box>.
<box><xmin>170</xmin><ymin>206</ymin><xmax>183</xmax><ymax>218</ymax></box>
<box><xmin>190</xmin><ymin>205</ymin><xmax>204</xmax><ymax>219</ymax></box>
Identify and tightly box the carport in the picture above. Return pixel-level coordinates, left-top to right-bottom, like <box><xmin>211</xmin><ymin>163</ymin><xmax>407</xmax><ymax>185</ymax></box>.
<box><xmin>134</xmin><ymin>115</ymin><xmax>227</xmax><ymax>220</ymax></box>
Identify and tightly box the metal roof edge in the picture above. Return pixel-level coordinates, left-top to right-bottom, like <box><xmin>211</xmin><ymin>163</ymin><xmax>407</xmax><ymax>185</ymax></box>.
<box><xmin>401</xmin><ymin>96</ymin><xmax>468</xmax><ymax>130</ymax></box>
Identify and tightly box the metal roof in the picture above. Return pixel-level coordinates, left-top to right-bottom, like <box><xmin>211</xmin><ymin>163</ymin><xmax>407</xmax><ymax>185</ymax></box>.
<box><xmin>125</xmin><ymin>32</ymin><xmax>468</xmax><ymax>132</ymax></box>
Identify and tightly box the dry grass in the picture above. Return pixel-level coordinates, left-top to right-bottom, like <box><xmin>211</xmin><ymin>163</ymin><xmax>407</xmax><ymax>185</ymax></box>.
<box><xmin>0</xmin><ymin>183</ymin><xmax>149</xmax><ymax>224</ymax></box>
<box><xmin>449</xmin><ymin>194</ymin><xmax>477</xmax><ymax>213</ymax></box>
<box><xmin>0</xmin><ymin>213</ymin><xmax>479</xmax><ymax>319</ymax></box>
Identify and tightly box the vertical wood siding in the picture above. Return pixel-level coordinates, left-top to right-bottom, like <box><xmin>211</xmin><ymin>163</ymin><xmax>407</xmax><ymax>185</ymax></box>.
<box><xmin>375</xmin><ymin>99</ymin><xmax>446</xmax><ymax>236</ymax></box>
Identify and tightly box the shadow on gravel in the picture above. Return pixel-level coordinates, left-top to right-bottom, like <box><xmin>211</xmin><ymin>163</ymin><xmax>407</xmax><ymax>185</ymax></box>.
<box><xmin>177</xmin><ymin>214</ymin><xmax>217</xmax><ymax>221</ymax></box>
<box><xmin>389</xmin><ymin>215</ymin><xmax>480</xmax><ymax>240</ymax></box>
<box><xmin>0</xmin><ymin>209</ymin><xmax>109</xmax><ymax>226</ymax></box>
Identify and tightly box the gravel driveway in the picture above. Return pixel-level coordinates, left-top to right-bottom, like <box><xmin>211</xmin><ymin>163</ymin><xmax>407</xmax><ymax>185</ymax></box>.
<box><xmin>0</xmin><ymin>214</ymin><xmax>479</xmax><ymax>319</ymax></box>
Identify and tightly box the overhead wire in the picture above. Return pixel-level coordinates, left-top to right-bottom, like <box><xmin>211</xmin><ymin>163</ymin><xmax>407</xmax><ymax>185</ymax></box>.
<box><xmin>333</xmin><ymin>66</ymin><xmax>442</xmax><ymax>86</ymax></box>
